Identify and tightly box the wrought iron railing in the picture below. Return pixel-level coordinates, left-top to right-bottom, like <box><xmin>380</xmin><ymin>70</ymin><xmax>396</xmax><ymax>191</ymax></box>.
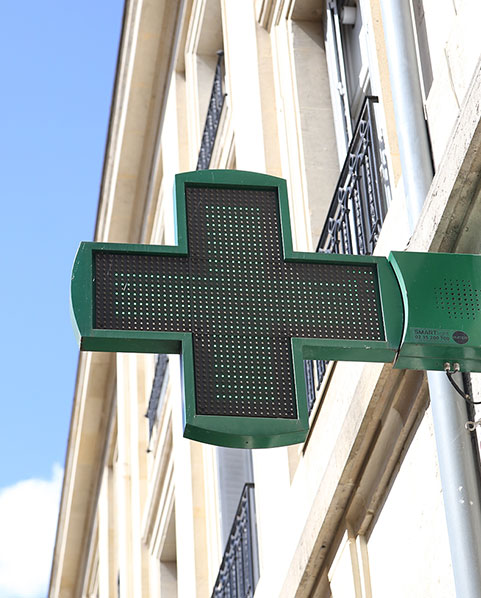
<box><xmin>145</xmin><ymin>354</ymin><xmax>169</xmax><ymax>438</ymax></box>
<box><xmin>197</xmin><ymin>51</ymin><xmax>226</xmax><ymax>171</ymax></box>
<box><xmin>211</xmin><ymin>484</ymin><xmax>259</xmax><ymax>598</ymax></box>
<box><xmin>317</xmin><ymin>96</ymin><xmax>387</xmax><ymax>255</ymax></box>
<box><xmin>306</xmin><ymin>96</ymin><xmax>389</xmax><ymax>414</ymax></box>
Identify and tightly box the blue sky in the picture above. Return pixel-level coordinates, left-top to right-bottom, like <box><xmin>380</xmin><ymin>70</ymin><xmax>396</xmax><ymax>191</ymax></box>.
<box><xmin>0</xmin><ymin>2</ymin><xmax>123</xmax><ymax>596</ymax></box>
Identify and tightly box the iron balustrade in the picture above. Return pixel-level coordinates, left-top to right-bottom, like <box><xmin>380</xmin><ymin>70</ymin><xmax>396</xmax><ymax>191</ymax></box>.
<box><xmin>211</xmin><ymin>484</ymin><xmax>259</xmax><ymax>598</ymax></box>
<box><xmin>317</xmin><ymin>96</ymin><xmax>387</xmax><ymax>256</ymax></box>
<box><xmin>145</xmin><ymin>354</ymin><xmax>169</xmax><ymax>438</ymax></box>
<box><xmin>197</xmin><ymin>51</ymin><xmax>226</xmax><ymax>171</ymax></box>
<box><xmin>306</xmin><ymin>96</ymin><xmax>389</xmax><ymax>414</ymax></box>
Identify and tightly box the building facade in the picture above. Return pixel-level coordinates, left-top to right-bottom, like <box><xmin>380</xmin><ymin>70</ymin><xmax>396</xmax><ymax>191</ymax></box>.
<box><xmin>50</xmin><ymin>0</ymin><xmax>481</xmax><ymax>596</ymax></box>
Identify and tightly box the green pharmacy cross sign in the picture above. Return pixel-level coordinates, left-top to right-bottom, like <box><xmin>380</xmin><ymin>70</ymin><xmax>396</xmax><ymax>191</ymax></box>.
<box><xmin>71</xmin><ymin>170</ymin><xmax>481</xmax><ymax>448</ymax></box>
<box><xmin>71</xmin><ymin>170</ymin><xmax>402</xmax><ymax>447</ymax></box>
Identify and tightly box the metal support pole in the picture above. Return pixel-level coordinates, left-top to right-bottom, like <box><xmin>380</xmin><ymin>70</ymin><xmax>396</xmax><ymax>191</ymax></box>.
<box><xmin>380</xmin><ymin>0</ymin><xmax>432</xmax><ymax>225</ymax></box>
<box><xmin>427</xmin><ymin>371</ymin><xmax>481</xmax><ymax>597</ymax></box>
<box><xmin>380</xmin><ymin>1</ymin><xmax>481</xmax><ymax>595</ymax></box>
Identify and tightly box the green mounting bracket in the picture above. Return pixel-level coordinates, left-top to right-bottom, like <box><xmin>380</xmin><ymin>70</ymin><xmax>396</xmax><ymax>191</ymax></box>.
<box><xmin>389</xmin><ymin>251</ymin><xmax>481</xmax><ymax>372</ymax></box>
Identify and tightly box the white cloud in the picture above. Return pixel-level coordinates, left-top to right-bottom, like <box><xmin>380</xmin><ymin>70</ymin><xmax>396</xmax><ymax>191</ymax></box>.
<box><xmin>0</xmin><ymin>465</ymin><xmax>63</xmax><ymax>598</ymax></box>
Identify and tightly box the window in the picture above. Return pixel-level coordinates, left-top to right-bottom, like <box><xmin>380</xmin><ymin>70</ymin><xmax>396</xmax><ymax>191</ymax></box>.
<box><xmin>185</xmin><ymin>0</ymin><xmax>225</xmax><ymax>168</ymax></box>
<box><xmin>325</xmin><ymin>0</ymin><xmax>371</xmax><ymax>161</ymax></box>
<box><xmin>146</xmin><ymin>354</ymin><xmax>169</xmax><ymax>439</ymax></box>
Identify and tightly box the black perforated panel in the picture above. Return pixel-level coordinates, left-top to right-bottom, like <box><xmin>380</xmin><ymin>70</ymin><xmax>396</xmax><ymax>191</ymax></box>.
<box><xmin>95</xmin><ymin>186</ymin><xmax>384</xmax><ymax>418</ymax></box>
<box><xmin>434</xmin><ymin>278</ymin><xmax>481</xmax><ymax>320</ymax></box>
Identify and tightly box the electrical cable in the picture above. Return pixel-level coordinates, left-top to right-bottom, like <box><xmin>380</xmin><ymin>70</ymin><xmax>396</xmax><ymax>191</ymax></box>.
<box><xmin>444</xmin><ymin>362</ymin><xmax>481</xmax><ymax>405</ymax></box>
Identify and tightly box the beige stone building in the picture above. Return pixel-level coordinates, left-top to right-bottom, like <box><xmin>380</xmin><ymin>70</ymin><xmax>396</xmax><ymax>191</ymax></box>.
<box><xmin>49</xmin><ymin>1</ymin><xmax>481</xmax><ymax>596</ymax></box>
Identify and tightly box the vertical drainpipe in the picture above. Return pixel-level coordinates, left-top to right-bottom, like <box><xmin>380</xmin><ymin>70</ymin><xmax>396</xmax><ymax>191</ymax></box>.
<box><xmin>380</xmin><ymin>2</ymin><xmax>481</xmax><ymax>596</ymax></box>
<box><xmin>380</xmin><ymin>0</ymin><xmax>432</xmax><ymax>226</ymax></box>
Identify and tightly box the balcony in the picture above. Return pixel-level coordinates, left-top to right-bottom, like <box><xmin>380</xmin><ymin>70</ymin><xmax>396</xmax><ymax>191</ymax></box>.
<box><xmin>306</xmin><ymin>96</ymin><xmax>389</xmax><ymax>413</ymax></box>
<box><xmin>211</xmin><ymin>484</ymin><xmax>259</xmax><ymax>598</ymax></box>
<box><xmin>317</xmin><ymin>96</ymin><xmax>388</xmax><ymax>256</ymax></box>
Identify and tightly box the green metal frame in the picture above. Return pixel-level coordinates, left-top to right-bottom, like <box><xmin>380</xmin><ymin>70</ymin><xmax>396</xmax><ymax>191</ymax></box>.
<box><xmin>389</xmin><ymin>251</ymin><xmax>481</xmax><ymax>372</ymax></box>
<box><xmin>71</xmin><ymin>169</ymin><xmax>404</xmax><ymax>449</ymax></box>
